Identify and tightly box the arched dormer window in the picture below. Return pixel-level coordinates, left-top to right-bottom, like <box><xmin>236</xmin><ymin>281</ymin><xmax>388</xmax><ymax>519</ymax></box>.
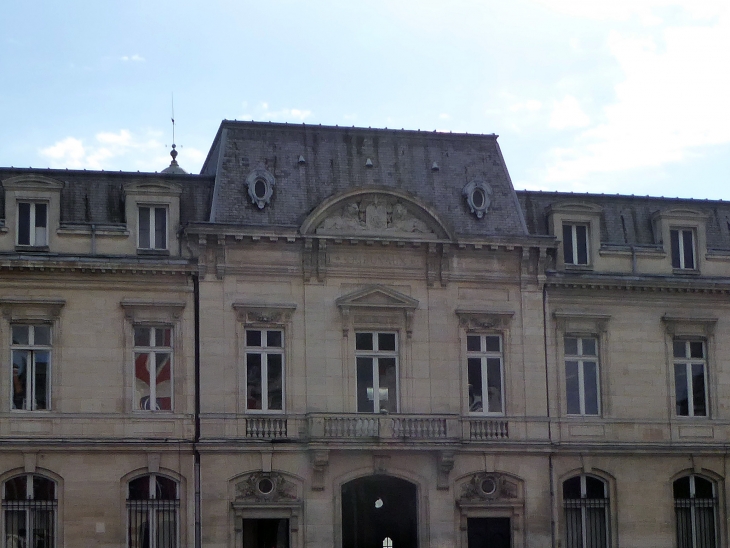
<box><xmin>674</xmin><ymin>475</ymin><xmax>717</xmax><ymax>548</ymax></box>
<box><xmin>2</xmin><ymin>473</ymin><xmax>57</xmax><ymax>547</ymax></box>
<box><xmin>563</xmin><ymin>474</ymin><xmax>609</xmax><ymax>548</ymax></box>
<box><xmin>127</xmin><ymin>474</ymin><xmax>179</xmax><ymax>548</ymax></box>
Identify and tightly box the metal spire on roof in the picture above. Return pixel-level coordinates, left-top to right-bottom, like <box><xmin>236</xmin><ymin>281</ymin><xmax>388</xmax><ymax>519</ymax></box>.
<box><xmin>162</xmin><ymin>93</ymin><xmax>187</xmax><ymax>174</ymax></box>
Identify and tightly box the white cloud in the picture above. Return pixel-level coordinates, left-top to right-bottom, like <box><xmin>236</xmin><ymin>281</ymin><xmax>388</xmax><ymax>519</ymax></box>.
<box><xmin>549</xmin><ymin>96</ymin><xmax>590</xmax><ymax>130</ymax></box>
<box><xmin>120</xmin><ymin>54</ymin><xmax>145</xmax><ymax>62</ymax></box>
<box><xmin>533</xmin><ymin>0</ymin><xmax>726</xmax><ymax>23</ymax></box>
<box><xmin>439</xmin><ymin>113</ymin><xmax>451</xmax><ymax>120</ymax></box>
<box><xmin>242</xmin><ymin>102</ymin><xmax>314</xmax><ymax>123</ymax></box>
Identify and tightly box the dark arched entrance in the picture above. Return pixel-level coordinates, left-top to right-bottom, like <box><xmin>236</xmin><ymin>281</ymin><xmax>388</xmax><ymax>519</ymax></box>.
<box><xmin>342</xmin><ymin>475</ymin><xmax>418</xmax><ymax>548</ymax></box>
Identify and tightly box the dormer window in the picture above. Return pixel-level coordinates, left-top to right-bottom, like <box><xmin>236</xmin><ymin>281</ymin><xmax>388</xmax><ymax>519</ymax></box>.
<box><xmin>563</xmin><ymin>223</ymin><xmax>589</xmax><ymax>265</ymax></box>
<box><xmin>138</xmin><ymin>206</ymin><xmax>168</xmax><ymax>250</ymax></box>
<box><xmin>670</xmin><ymin>228</ymin><xmax>695</xmax><ymax>270</ymax></box>
<box><xmin>17</xmin><ymin>202</ymin><xmax>48</xmax><ymax>247</ymax></box>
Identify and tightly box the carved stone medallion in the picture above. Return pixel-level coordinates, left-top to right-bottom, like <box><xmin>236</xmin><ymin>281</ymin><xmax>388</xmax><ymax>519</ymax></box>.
<box><xmin>459</xmin><ymin>473</ymin><xmax>518</xmax><ymax>502</ymax></box>
<box><xmin>235</xmin><ymin>472</ymin><xmax>298</xmax><ymax>502</ymax></box>
<box><xmin>316</xmin><ymin>197</ymin><xmax>435</xmax><ymax>236</ymax></box>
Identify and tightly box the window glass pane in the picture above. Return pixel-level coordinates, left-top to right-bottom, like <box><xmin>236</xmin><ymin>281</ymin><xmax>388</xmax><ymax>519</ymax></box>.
<box><xmin>247</xmin><ymin>354</ymin><xmax>263</xmax><ymax>410</ymax></box>
<box><xmin>356</xmin><ymin>332</ymin><xmax>373</xmax><ymax>351</ymax></box>
<box><xmin>670</xmin><ymin>229</ymin><xmax>681</xmax><ymax>268</ymax></box>
<box><xmin>692</xmin><ymin>363</ymin><xmax>706</xmax><ymax>416</ymax></box>
<box><xmin>33</xmin><ymin>476</ymin><xmax>55</xmax><ymax>500</ymax></box>
<box><xmin>34</xmin><ymin>325</ymin><xmax>51</xmax><ymax>346</ymax></box>
<box><xmin>4</xmin><ymin>476</ymin><xmax>27</xmax><ymax>500</ymax></box>
<box><xmin>581</xmin><ymin>338</ymin><xmax>596</xmax><ymax>356</ymax></box>
<box><xmin>12</xmin><ymin>350</ymin><xmax>29</xmax><ymax>410</ymax></box>
<box><xmin>689</xmin><ymin>341</ymin><xmax>704</xmax><ymax>359</ymax></box>
<box><xmin>563</xmin><ymin>224</ymin><xmax>574</xmax><ymax>264</ymax></box>
<box><xmin>155</xmin><ymin>353</ymin><xmax>172</xmax><ymax>411</ymax></box>
<box><xmin>585</xmin><ymin>476</ymin><xmax>606</xmax><ymax>499</ymax></box>
<box><xmin>468</xmin><ymin>358</ymin><xmax>483</xmax><ymax>412</ymax></box>
<box><xmin>267</xmin><ymin>330</ymin><xmax>282</xmax><ymax>348</ymax></box>
<box><xmin>564</xmin><ymin>338</ymin><xmax>578</xmax><ymax>356</ymax></box>
<box><xmin>565</xmin><ymin>361</ymin><xmax>580</xmax><ymax>414</ymax></box>
<box><xmin>267</xmin><ymin>354</ymin><xmax>283</xmax><ymax>410</ymax></box>
<box><xmin>562</xmin><ymin>477</ymin><xmax>581</xmax><ymax>499</ymax></box>
<box><xmin>486</xmin><ymin>358</ymin><xmax>503</xmax><ymax>413</ymax></box>
<box><xmin>357</xmin><ymin>357</ymin><xmax>374</xmax><ymax>412</ymax></box>
<box><xmin>18</xmin><ymin>202</ymin><xmax>31</xmax><ymax>245</ymax></box>
<box><xmin>485</xmin><ymin>336</ymin><xmax>501</xmax><ymax>352</ymax></box>
<box><xmin>129</xmin><ymin>476</ymin><xmax>150</xmax><ymax>500</ymax></box>
<box><xmin>673</xmin><ymin>340</ymin><xmax>687</xmax><ymax>358</ymax></box>
<box><xmin>156</xmin><ymin>476</ymin><xmax>178</xmax><ymax>500</ymax></box>
<box><xmin>675</xmin><ymin>364</ymin><xmax>689</xmax><ymax>416</ymax></box>
<box><xmin>154</xmin><ymin>207</ymin><xmax>167</xmax><ymax>249</ymax></box>
<box><xmin>135</xmin><ymin>353</ymin><xmax>152</xmax><ymax>410</ymax></box>
<box><xmin>673</xmin><ymin>477</ymin><xmax>691</xmax><ymax>499</ymax></box>
<box><xmin>134</xmin><ymin>327</ymin><xmax>150</xmax><ymax>347</ymax></box>
<box><xmin>576</xmin><ymin>225</ymin><xmax>588</xmax><ymax>264</ymax></box>
<box><xmin>34</xmin><ymin>351</ymin><xmax>50</xmax><ymax>410</ymax></box>
<box><xmin>34</xmin><ymin>203</ymin><xmax>47</xmax><ymax>228</ymax></box>
<box><xmin>378</xmin><ymin>333</ymin><xmax>396</xmax><ymax>352</ymax></box>
<box><xmin>694</xmin><ymin>477</ymin><xmax>714</xmax><ymax>498</ymax></box>
<box><xmin>139</xmin><ymin>206</ymin><xmax>150</xmax><ymax>248</ymax></box>
<box><xmin>466</xmin><ymin>335</ymin><xmax>481</xmax><ymax>352</ymax></box>
<box><xmin>154</xmin><ymin>327</ymin><xmax>172</xmax><ymax>347</ymax></box>
<box><xmin>682</xmin><ymin>230</ymin><xmax>694</xmax><ymax>269</ymax></box>
<box><xmin>379</xmin><ymin>358</ymin><xmax>397</xmax><ymax>412</ymax></box>
<box><xmin>12</xmin><ymin>325</ymin><xmax>29</xmax><ymax>345</ymax></box>
<box><xmin>583</xmin><ymin>361</ymin><xmax>599</xmax><ymax>415</ymax></box>
<box><xmin>246</xmin><ymin>330</ymin><xmax>262</xmax><ymax>347</ymax></box>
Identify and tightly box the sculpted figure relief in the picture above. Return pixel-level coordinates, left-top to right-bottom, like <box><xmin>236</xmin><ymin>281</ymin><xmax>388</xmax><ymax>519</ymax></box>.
<box><xmin>316</xmin><ymin>197</ymin><xmax>435</xmax><ymax>236</ymax></box>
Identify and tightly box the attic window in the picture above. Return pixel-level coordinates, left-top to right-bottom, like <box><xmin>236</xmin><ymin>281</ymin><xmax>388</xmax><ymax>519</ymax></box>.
<box><xmin>245</xmin><ymin>169</ymin><xmax>276</xmax><ymax>209</ymax></box>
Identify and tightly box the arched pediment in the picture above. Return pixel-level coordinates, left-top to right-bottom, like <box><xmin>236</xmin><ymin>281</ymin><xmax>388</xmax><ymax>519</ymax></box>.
<box><xmin>546</xmin><ymin>201</ymin><xmax>603</xmax><ymax>215</ymax></box>
<box><xmin>1</xmin><ymin>174</ymin><xmax>64</xmax><ymax>192</ymax></box>
<box><xmin>123</xmin><ymin>180</ymin><xmax>182</xmax><ymax>197</ymax></box>
<box><xmin>300</xmin><ymin>188</ymin><xmax>453</xmax><ymax>240</ymax></box>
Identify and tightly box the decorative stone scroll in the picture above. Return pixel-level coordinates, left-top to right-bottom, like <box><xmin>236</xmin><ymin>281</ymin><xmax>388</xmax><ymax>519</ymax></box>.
<box><xmin>232</xmin><ymin>303</ymin><xmax>297</xmax><ymax>325</ymax></box>
<box><xmin>316</xmin><ymin>196</ymin><xmax>435</xmax><ymax>236</ymax></box>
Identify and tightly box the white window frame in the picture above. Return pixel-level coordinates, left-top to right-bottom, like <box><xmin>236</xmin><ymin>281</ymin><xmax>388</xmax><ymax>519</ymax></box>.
<box><xmin>673</xmin><ymin>339</ymin><xmax>708</xmax><ymax>418</ymax></box>
<box><xmin>2</xmin><ymin>473</ymin><xmax>57</xmax><ymax>548</ymax></box>
<box><xmin>563</xmin><ymin>474</ymin><xmax>610</xmax><ymax>548</ymax></box>
<box><xmin>355</xmin><ymin>331</ymin><xmax>399</xmax><ymax>414</ymax></box>
<box><xmin>126</xmin><ymin>474</ymin><xmax>179</xmax><ymax>548</ymax></box>
<box><xmin>16</xmin><ymin>201</ymin><xmax>48</xmax><ymax>247</ymax></box>
<box><xmin>466</xmin><ymin>334</ymin><xmax>505</xmax><ymax>415</ymax></box>
<box><xmin>564</xmin><ymin>336</ymin><xmax>601</xmax><ymax>416</ymax></box>
<box><xmin>244</xmin><ymin>328</ymin><xmax>285</xmax><ymax>413</ymax></box>
<box><xmin>10</xmin><ymin>324</ymin><xmax>52</xmax><ymax>411</ymax></box>
<box><xmin>133</xmin><ymin>326</ymin><xmax>174</xmax><ymax>412</ymax></box>
<box><xmin>670</xmin><ymin>228</ymin><xmax>696</xmax><ymax>270</ymax></box>
<box><xmin>674</xmin><ymin>475</ymin><xmax>718</xmax><ymax>548</ymax></box>
<box><xmin>137</xmin><ymin>205</ymin><xmax>168</xmax><ymax>250</ymax></box>
<box><xmin>563</xmin><ymin>223</ymin><xmax>590</xmax><ymax>266</ymax></box>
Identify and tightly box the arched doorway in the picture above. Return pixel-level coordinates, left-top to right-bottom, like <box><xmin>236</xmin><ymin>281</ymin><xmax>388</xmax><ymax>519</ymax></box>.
<box><xmin>342</xmin><ymin>475</ymin><xmax>418</xmax><ymax>548</ymax></box>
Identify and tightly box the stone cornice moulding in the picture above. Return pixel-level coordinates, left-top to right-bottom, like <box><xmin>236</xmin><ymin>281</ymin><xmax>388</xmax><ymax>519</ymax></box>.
<box><xmin>0</xmin><ymin>297</ymin><xmax>66</xmax><ymax>321</ymax></box>
<box><xmin>120</xmin><ymin>300</ymin><xmax>186</xmax><ymax>323</ymax></box>
<box><xmin>546</xmin><ymin>201</ymin><xmax>603</xmax><ymax>215</ymax></box>
<box><xmin>661</xmin><ymin>314</ymin><xmax>718</xmax><ymax>337</ymax></box>
<box><xmin>553</xmin><ymin>311</ymin><xmax>611</xmax><ymax>333</ymax></box>
<box><xmin>123</xmin><ymin>180</ymin><xmax>183</xmax><ymax>198</ymax></box>
<box><xmin>455</xmin><ymin>309</ymin><xmax>515</xmax><ymax>331</ymax></box>
<box><xmin>336</xmin><ymin>285</ymin><xmax>419</xmax><ymax>337</ymax></box>
<box><xmin>232</xmin><ymin>302</ymin><xmax>297</xmax><ymax>325</ymax></box>
<box><xmin>1</xmin><ymin>174</ymin><xmax>65</xmax><ymax>192</ymax></box>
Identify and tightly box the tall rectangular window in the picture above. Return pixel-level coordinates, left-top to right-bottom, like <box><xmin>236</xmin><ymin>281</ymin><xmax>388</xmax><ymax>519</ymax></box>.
<box><xmin>17</xmin><ymin>202</ymin><xmax>48</xmax><ymax>247</ymax></box>
<box><xmin>674</xmin><ymin>339</ymin><xmax>707</xmax><ymax>417</ymax></box>
<box><xmin>245</xmin><ymin>329</ymin><xmax>284</xmax><ymax>412</ymax></box>
<box><xmin>466</xmin><ymin>334</ymin><xmax>504</xmax><ymax>414</ymax></box>
<box><xmin>134</xmin><ymin>326</ymin><xmax>173</xmax><ymax>411</ymax></box>
<box><xmin>671</xmin><ymin>228</ymin><xmax>696</xmax><ymax>270</ymax></box>
<box><xmin>563</xmin><ymin>223</ymin><xmax>589</xmax><ymax>265</ymax></box>
<box><xmin>355</xmin><ymin>332</ymin><xmax>398</xmax><ymax>413</ymax></box>
<box><xmin>138</xmin><ymin>206</ymin><xmax>167</xmax><ymax>250</ymax></box>
<box><xmin>11</xmin><ymin>325</ymin><xmax>51</xmax><ymax>411</ymax></box>
<box><xmin>565</xmin><ymin>337</ymin><xmax>600</xmax><ymax>416</ymax></box>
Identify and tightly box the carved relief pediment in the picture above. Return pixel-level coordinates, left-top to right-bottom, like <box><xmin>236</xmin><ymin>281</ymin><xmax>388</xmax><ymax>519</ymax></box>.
<box><xmin>234</xmin><ymin>472</ymin><xmax>300</xmax><ymax>503</ymax></box>
<box><xmin>336</xmin><ymin>285</ymin><xmax>419</xmax><ymax>310</ymax></box>
<box><xmin>457</xmin><ymin>472</ymin><xmax>521</xmax><ymax>505</ymax></box>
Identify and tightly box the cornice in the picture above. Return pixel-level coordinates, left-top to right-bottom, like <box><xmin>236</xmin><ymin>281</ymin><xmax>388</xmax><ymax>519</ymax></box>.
<box><xmin>545</xmin><ymin>272</ymin><xmax>730</xmax><ymax>294</ymax></box>
<box><xmin>0</xmin><ymin>255</ymin><xmax>196</xmax><ymax>275</ymax></box>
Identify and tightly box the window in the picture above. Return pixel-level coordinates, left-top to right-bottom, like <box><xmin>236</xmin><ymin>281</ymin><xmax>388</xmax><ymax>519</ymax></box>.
<box><xmin>11</xmin><ymin>325</ymin><xmax>51</xmax><ymax>411</ymax></box>
<box><xmin>671</xmin><ymin>228</ymin><xmax>695</xmax><ymax>270</ymax></box>
<box><xmin>674</xmin><ymin>475</ymin><xmax>717</xmax><ymax>548</ymax></box>
<box><xmin>17</xmin><ymin>202</ymin><xmax>48</xmax><ymax>247</ymax></box>
<box><xmin>674</xmin><ymin>340</ymin><xmax>707</xmax><ymax>417</ymax></box>
<box><xmin>356</xmin><ymin>332</ymin><xmax>398</xmax><ymax>413</ymax></box>
<box><xmin>2</xmin><ymin>474</ymin><xmax>56</xmax><ymax>548</ymax></box>
<box><xmin>134</xmin><ymin>326</ymin><xmax>173</xmax><ymax>411</ymax></box>
<box><xmin>565</xmin><ymin>337</ymin><xmax>600</xmax><ymax>416</ymax></box>
<box><xmin>245</xmin><ymin>329</ymin><xmax>284</xmax><ymax>412</ymax></box>
<box><xmin>563</xmin><ymin>223</ymin><xmax>589</xmax><ymax>265</ymax></box>
<box><xmin>138</xmin><ymin>206</ymin><xmax>167</xmax><ymax>250</ymax></box>
<box><xmin>127</xmin><ymin>474</ymin><xmax>179</xmax><ymax>548</ymax></box>
<box><xmin>467</xmin><ymin>334</ymin><xmax>504</xmax><ymax>414</ymax></box>
<box><xmin>563</xmin><ymin>475</ymin><xmax>609</xmax><ymax>548</ymax></box>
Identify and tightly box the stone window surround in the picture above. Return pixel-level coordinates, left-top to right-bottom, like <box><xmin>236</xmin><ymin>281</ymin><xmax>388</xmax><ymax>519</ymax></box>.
<box><xmin>455</xmin><ymin>309</ymin><xmax>514</xmax><ymax>417</ymax></box>
<box><xmin>120</xmin><ymin>300</ymin><xmax>186</xmax><ymax>414</ymax></box>
<box><xmin>651</xmin><ymin>208</ymin><xmax>709</xmax><ymax>274</ymax></box>
<box><xmin>123</xmin><ymin>181</ymin><xmax>181</xmax><ymax>256</ymax></box>
<box><xmin>0</xmin><ymin>297</ymin><xmax>65</xmax><ymax>413</ymax></box>
<box><xmin>558</xmin><ymin>468</ymin><xmax>617</xmax><ymax>548</ymax></box>
<box><xmin>553</xmin><ymin>311</ymin><xmax>611</xmax><ymax>419</ymax></box>
<box><xmin>662</xmin><ymin>315</ymin><xmax>717</xmax><ymax>420</ymax></box>
<box><xmin>232</xmin><ymin>303</ymin><xmax>296</xmax><ymax>415</ymax></box>
<box><xmin>1</xmin><ymin>175</ymin><xmax>64</xmax><ymax>251</ymax></box>
<box><xmin>546</xmin><ymin>201</ymin><xmax>602</xmax><ymax>271</ymax></box>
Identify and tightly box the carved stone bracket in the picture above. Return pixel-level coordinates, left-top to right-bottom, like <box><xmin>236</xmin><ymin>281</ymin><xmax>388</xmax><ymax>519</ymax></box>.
<box><xmin>437</xmin><ymin>451</ymin><xmax>455</xmax><ymax>490</ymax></box>
<box><xmin>0</xmin><ymin>298</ymin><xmax>65</xmax><ymax>321</ymax></box>
<box><xmin>232</xmin><ymin>303</ymin><xmax>297</xmax><ymax>326</ymax></box>
<box><xmin>456</xmin><ymin>310</ymin><xmax>515</xmax><ymax>332</ymax></box>
<box><xmin>310</xmin><ymin>450</ymin><xmax>329</xmax><ymax>491</ymax></box>
<box><xmin>302</xmin><ymin>238</ymin><xmax>327</xmax><ymax>283</ymax></box>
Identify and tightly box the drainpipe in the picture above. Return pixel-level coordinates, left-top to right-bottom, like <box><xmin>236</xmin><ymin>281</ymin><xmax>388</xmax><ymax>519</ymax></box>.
<box><xmin>543</xmin><ymin>282</ymin><xmax>557</xmax><ymax>548</ymax></box>
<box><xmin>193</xmin><ymin>273</ymin><xmax>202</xmax><ymax>548</ymax></box>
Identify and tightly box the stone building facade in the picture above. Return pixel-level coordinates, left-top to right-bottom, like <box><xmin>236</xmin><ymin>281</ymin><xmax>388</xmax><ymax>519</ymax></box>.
<box><xmin>1</xmin><ymin>121</ymin><xmax>730</xmax><ymax>548</ymax></box>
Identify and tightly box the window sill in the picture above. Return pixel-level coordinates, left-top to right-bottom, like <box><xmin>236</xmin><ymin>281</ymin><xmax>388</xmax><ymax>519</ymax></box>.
<box><xmin>137</xmin><ymin>248</ymin><xmax>170</xmax><ymax>257</ymax></box>
<box><xmin>672</xmin><ymin>268</ymin><xmax>700</xmax><ymax>276</ymax></box>
<box><xmin>14</xmin><ymin>245</ymin><xmax>50</xmax><ymax>253</ymax></box>
<box><xmin>564</xmin><ymin>264</ymin><xmax>593</xmax><ymax>272</ymax></box>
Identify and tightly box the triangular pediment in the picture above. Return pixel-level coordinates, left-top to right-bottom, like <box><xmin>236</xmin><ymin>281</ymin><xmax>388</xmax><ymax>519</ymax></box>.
<box><xmin>335</xmin><ymin>285</ymin><xmax>419</xmax><ymax>310</ymax></box>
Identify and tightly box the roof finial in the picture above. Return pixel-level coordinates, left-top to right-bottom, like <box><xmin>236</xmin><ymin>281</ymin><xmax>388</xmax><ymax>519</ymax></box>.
<box><xmin>161</xmin><ymin>94</ymin><xmax>187</xmax><ymax>174</ymax></box>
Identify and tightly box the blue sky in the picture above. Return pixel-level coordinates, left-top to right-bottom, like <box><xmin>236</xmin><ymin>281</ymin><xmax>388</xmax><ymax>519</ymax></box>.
<box><xmin>1</xmin><ymin>0</ymin><xmax>728</xmax><ymax>199</ymax></box>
